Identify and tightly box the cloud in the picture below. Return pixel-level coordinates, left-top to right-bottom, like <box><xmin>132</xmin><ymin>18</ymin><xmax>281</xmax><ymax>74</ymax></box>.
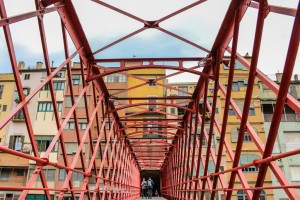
<box><xmin>0</xmin><ymin>0</ymin><xmax>299</xmax><ymax>80</ymax></box>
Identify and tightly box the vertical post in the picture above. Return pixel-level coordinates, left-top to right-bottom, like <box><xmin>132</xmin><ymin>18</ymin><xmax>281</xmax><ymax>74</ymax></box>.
<box><xmin>252</xmin><ymin>2</ymin><xmax>300</xmax><ymax>200</ymax></box>
<box><xmin>200</xmin><ymin>55</ymin><xmax>220</xmax><ymax>200</ymax></box>
<box><xmin>194</xmin><ymin>78</ymin><xmax>208</xmax><ymax>200</ymax></box>
<box><xmin>226</xmin><ymin>1</ymin><xmax>267</xmax><ymax>199</ymax></box>
<box><xmin>211</xmin><ymin>5</ymin><xmax>241</xmax><ymax>199</ymax></box>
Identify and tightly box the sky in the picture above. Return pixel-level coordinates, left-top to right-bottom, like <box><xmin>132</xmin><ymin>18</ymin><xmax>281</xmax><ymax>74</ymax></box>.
<box><xmin>0</xmin><ymin>0</ymin><xmax>299</xmax><ymax>83</ymax></box>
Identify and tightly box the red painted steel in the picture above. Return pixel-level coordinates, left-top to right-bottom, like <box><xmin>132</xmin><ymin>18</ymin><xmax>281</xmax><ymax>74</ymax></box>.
<box><xmin>0</xmin><ymin>0</ymin><xmax>300</xmax><ymax>200</ymax></box>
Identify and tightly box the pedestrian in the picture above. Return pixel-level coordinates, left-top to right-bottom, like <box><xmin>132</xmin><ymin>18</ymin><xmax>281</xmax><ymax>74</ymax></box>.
<box><xmin>154</xmin><ymin>190</ymin><xmax>159</xmax><ymax>197</ymax></box>
<box><xmin>147</xmin><ymin>177</ymin><xmax>154</xmax><ymax>199</ymax></box>
<box><xmin>141</xmin><ymin>178</ymin><xmax>147</xmax><ymax>199</ymax></box>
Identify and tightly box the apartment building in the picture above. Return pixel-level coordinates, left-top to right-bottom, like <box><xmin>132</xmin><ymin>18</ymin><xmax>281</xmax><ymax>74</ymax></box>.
<box><xmin>259</xmin><ymin>73</ymin><xmax>300</xmax><ymax>199</ymax></box>
<box><xmin>166</xmin><ymin>81</ymin><xmax>226</xmax><ymax>200</ymax></box>
<box><xmin>219</xmin><ymin>57</ymin><xmax>273</xmax><ymax>200</ymax></box>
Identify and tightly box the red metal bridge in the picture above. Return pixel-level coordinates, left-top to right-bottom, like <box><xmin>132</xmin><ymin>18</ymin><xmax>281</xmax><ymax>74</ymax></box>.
<box><xmin>0</xmin><ymin>0</ymin><xmax>299</xmax><ymax>199</ymax></box>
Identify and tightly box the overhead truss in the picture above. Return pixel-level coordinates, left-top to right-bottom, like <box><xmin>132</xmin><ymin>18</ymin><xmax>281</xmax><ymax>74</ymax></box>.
<box><xmin>0</xmin><ymin>0</ymin><xmax>299</xmax><ymax>199</ymax></box>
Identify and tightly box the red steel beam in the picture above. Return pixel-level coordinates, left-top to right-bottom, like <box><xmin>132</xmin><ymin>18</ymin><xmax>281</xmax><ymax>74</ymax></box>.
<box><xmin>226</xmin><ymin>1</ymin><xmax>267</xmax><ymax>199</ymax></box>
<box><xmin>249</xmin><ymin>1</ymin><xmax>297</xmax><ymax>17</ymax></box>
<box><xmin>95</xmin><ymin>57</ymin><xmax>205</xmax><ymax>62</ymax></box>
<box><xmin>252</xmin><ymin>3</ymin><xmax>300</xmax><ymax>199</ymax></box>
<box><xmin>0</xmin><ymin>5</ymin><xmax>61</xmax><ymax>27</ymax></box>
<box><xmin>89</xmin><ymin>64</ymin><xmax>209</xmax><ymax>81</ymax></box>
<box><xmin>0</xmin><ymin>1</ymin><xmax>51</xmax><ymax>199</ymax></box>
<box><xmin>211</xmin><ymin>6</ymin><xmax>241</xmax><ymax>199</ymax></box>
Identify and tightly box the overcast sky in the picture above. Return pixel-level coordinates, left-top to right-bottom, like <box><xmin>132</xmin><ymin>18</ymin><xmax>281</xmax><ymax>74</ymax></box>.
<box><xmin>0</xmin><ymin>0</ymin><xmax>299</xmax><ymax>82</ymax></box>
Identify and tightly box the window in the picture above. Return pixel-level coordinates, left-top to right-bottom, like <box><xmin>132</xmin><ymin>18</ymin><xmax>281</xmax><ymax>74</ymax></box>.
<box><xmin>37</xmin><ymin>102</ymin><xmax>63</xmax><ymax>112</ymax></box>
<box><xmin>14</xmin><ymin>110</ymin><xmax>24</xmax><ymax>119</ymax></box>
<box><xmin>229</xmin><ymin>80</ymin><xmax>247</xmax><ymax>91</ymax></box>
<box><xmin>89</xmin><ymin>169</ymin><xmax>96</xmax><ymax>184</ymax></box>
<box><xmin>147</xmin><ymin>95</ymin><xmax>158</xmax><ymax>110</ymax></box>
<box><xmin>36</xmin><ymin>136</ymin><xmax>58</xmax><ymax>152</ymax></box>
<box><xmin>104</xmin><ymin>74</ymin><xmax>126</xmax><ymax>83</ymax></box>
<box><xmin>228</xmin><ymin>108</ymin><xmax>235</xmax><ymax>116</ymax></box>
<box><xmin>143</xmin><ymin>119</ymin><xmax>161</xmax><ymax>138</ymax></box>
<box><xmin>284</xmin><ymin>131</ymin><xmax>300</xmax><ymax>151</ymax></box>
<box><xmin>17</xmin><ymin>169</ymin><xmax>25</xmax><ymax>176</ymax></box>
<box><xmin>23</xmin><ymin>88</ymin><xmax>30</xmax><ymax>96</ymax></box>
<box><xmin>235</xmin><ymin>101</ymin><xmax>255</xmax><ymax>116</ymax></box>
<box><xmin>24</xmin><ymin>74</ymin><xmax>30</xmax><ymax>80</ymax></box>
<box><xmin>178</xmin><ymin>86</ymin><xmax>188</xmax><ymax>96</ymax></box>
<box><xmin>239</xmin><ymin>154</ymin><xmax>260</xmax><ymax>172</ymax></box>
<box><xmin>6</xmin><ymin>193</ymin><xmax>13</xmax><ymax>198</ymax></box>
<box><xmin>197</xmin><ymin>128</ymin><xmax>215</xmax><ymax>147</ymax></box>
<box><xmin>71</xmin><ymin>169</ymin><xmax>84</xmax><ymax>181</ymax></box>
<box><xmin>171</xmin><ymin>108</ymin><xmax>176</xmax><ymax>115</ymax></box>
<box><xmin>42</xmin><ymin>82</ymin><xmax>65</xmax><ymax>90</ymax></box>
<box><xmin>2</xmin><ymin>105</ymin><xmax>7</xmax><ymax>111</ymax></box>
<box><xmin>0</xmin><ymin>168</ymin><xmax>10</xmax><ymax>181</ymax></box>
<box><xmin>290</xmin><ymin>166</ymin><xmax>300</xmax><ymax>181</ymax></box>
<box><xmin>65</xmin><ymin>121</ymin><xmax>75</xmax><ymax>130</ymax></box>
<box><xmin>29</xmin><ymin>168</ymin><xmax>56</xmax><ymax>182</ymax></box>
<box><xmin>9</xmin><ymin>135</ymin><xmax>24</xmax><ymax>151</ymax></box>
<box><xmin>63</xmin><ymin>143</ymin><xmax>86</xmax><ymax>155</ymax></box>
<box><xmin>198</xmin><ymin>160</ymin><xmax>215</xmax><ymax>180</ymax></box>
<box><xmin>54</xmin><ymin>71</ymin><xmax>64</xmax><ymax>78</ymax></box>
<box><xmin>47</xmin><ymin>169</ymin><xmax>56</xmax><ymax>181</ymax></box>
<box><xmin>64</xmin><ymin>119</ymin><xmax>87</xmax><ymax>130</ymax></box>
<box><xmin>231</xmin><ymin>127</ymin><xmax>257</xmax><ymax>143</ymax></box>
<box><xmin>178</xmin><ymin>107</ymin><xmax>185</xmax><ymax>116</ymax></box>
<box><xmin>148</xmin><ymin>78</ymin><xmax>156</xmax><ymax>87</ymax></box>
<box><xmin>59</xmin><ymin>168</ymin><xmax>83</xmax><ymax>181</ymax></box>
<box><xmin>65</xmin><ymin>96</ymin><xmax>89</xmax><ymax>108</ymax></box>
<box><xmin>0</xmin><ymin>85</ymin><xmax>4</xmax><ymax>99</ymax></box>
<box><xmin>59</xmin><ymin>169</ymin><xmax>67</xmax><ymax>180</ymax></box>
<box><xmin>105</xmin><ymin>121</ymin><xmax>110</xmax><ymax>130</ymax></box>
<box><xmin>236</xmin><ymin>128</ymin><xmax>253</xmax><ymax>142</ymax></box>
<box><xmin>237</xmin><ymin>190</ymin><xmax>266</xmax><ymax>200</ymax></box>
<box><xmin>248</xmin><ymin>108</ymin><xmax>255</xmax><ymax>115</ymax></box>
<box><xmin>25</xmin><ymin>194</ymin><xmax>54</xmax><ymax>200</ymax></box>
<box><xmin>72</xmin><ymin>75</ymin><xmax>80</xmax><ymax>85</ymax></box>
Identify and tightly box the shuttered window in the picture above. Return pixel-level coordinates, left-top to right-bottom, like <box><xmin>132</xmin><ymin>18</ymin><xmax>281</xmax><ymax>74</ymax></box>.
<box><xmin>239</xmin><ymin>154</ymin><xmax>260</xmax><ymax>172</ymax></box>
<box><xmin>290</xmin><ymin>166</ymin><xmax>300</xmax><ymax>181</ymax></box>
<box><xmin>62</xmin><ymin>143</ymin><xmax>86</xmax><ymax>155</ymax></box>
<box><xmin>0</xmin><ymin>85</ymin><xmax>4</xmax><ymax>99</ymax></box>
<box><xmin>0</xmin><ymin>168</ymin><xmax>10</xmax><ymax>181</ymax></box>
<box><xmin>231</xmin><ymin>127</ymin><xmax>256</xmax><ymax>143</ymax></box>
<box><xmin>65</xmin><ymin>96</ymin><xmax>90</xmax><ymax>108</ymax></box>
<box><xmin>9</xmin><ymin>135</ymin><xmax>24</xmax><ymax>151</ymax></box>
<box><xmin>37</xmin><ymin>102</ymin><xmax>62</xmax><ymax>112</ymax></box>
<box><xmin>197</xmin><ymin>160</ymin><xmax>215</xmax><ymax>179</ymax></box>
<box><xmin>35</xmin><ymin>136</ymin><xmax>58</xmax><ymax>152</ymax></box>
<box><xmin>284</xmin><ymin>131</ymin><xmax>300</xmax><ymax>151</ymax></box>
<box><xmin>171</xmin><ymin>108</ymin><xmax>176</xmax><ymax>115</ymax></box>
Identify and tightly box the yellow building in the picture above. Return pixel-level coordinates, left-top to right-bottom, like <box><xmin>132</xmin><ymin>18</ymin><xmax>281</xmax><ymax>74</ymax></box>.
<box><xmin>219</xmin><ymin>57</ymin><xmax>274</xmax><ymax>199</ymax></box>
<box><xmin>0</xmin><ymin>73</ymin><xmax>15</xmax><ymax>144</ymax></box>
<box><xmin>166</xmin><ymin>81</ymin><xmax>227</xmax><ymax>200</ymax></box>
<box><xmin>126</xmin><ymin>62</ymin><xmax>166</xmax><ymax>139</ymax></box>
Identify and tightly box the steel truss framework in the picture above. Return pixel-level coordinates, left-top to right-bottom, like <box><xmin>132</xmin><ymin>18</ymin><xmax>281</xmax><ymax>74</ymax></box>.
<box><xmin>0</xmin><ymin>0</ymin><xmax>299</xmax><ymax>200</ymax></box>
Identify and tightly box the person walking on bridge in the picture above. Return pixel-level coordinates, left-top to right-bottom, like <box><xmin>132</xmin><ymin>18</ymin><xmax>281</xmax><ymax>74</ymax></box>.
<box><xmin>141</xmin><ymin>178</ymin><xmax>147</xmax><ymax>199</ymax></box>
<box><xmin>147</xmin><ymin>177</ymin><xmax>154</xmax><ymax>199</ymax></box>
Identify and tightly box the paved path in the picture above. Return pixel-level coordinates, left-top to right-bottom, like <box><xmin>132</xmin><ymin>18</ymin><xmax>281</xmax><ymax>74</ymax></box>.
<box><xmin>136</xmin><ymin>197</ymin><xmax>166</xmax><ymax>200</ymax></box>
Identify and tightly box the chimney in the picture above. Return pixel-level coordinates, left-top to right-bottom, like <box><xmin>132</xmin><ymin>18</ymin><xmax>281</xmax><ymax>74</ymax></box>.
<box><xmin>18</xmin><ymin>61</ymin><xmax>25</xmax><ymax>70</ymax></box>
<box><xmin>73</xmin><ymin>62</ymin><xmax>81</xmax><ymax>69</ymax></box>
<box><xmin>295</xmin><ymin>74</ymin><xmax>298</xmax><ymax>81</ymax></box>
<box><xmin>36</xmin><ymin>62</ymin><xmax>43</xmax><ymax>69</ymax></box>
<box><xmin>276</xmin><ymin>73</ymin><xmax>283</xmax><ymax>83</ymax></box>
